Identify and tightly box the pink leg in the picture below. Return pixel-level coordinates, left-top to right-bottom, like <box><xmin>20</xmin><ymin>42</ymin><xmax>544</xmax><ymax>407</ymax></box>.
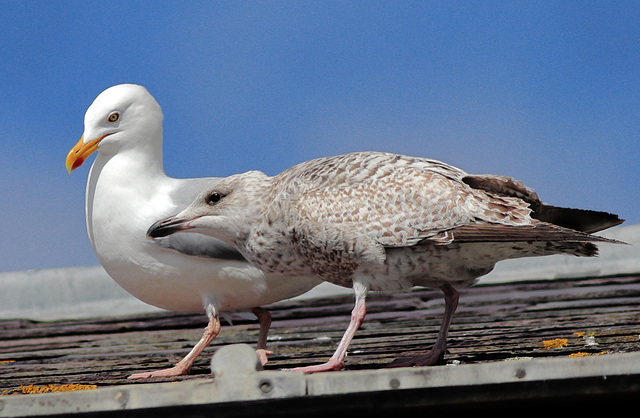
<box><xmin>290</xmin><ymin>285</ymin><xmax>367</xmax><ymax>373</ymax></box>
<box><xmin>252</xmin><ymin>307</ymin><xmax>273</xmax><ymax>365</ymax></box>
<box><xmin>128</xmin><ymin>314</ymin><xmax>221</xmax><ymax>379</ymax></box>
<box><xmin>390</xmin><ymin>283</ymin><xmax>459</xmax><ymax>367</ymax></box>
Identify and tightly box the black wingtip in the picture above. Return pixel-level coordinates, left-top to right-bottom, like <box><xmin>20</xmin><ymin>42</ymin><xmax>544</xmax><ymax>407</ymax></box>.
<box><xmin>532</xmin><ymin>205</ymin><xmax>624</xmax><ymax>234</ymax></box>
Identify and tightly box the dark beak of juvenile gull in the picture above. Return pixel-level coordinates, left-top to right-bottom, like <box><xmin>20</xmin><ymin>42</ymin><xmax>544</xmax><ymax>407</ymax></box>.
<box><xmin>147</xmin><ymin>216</ymin><xmax>197</xmax><ymax>238</ymax></box>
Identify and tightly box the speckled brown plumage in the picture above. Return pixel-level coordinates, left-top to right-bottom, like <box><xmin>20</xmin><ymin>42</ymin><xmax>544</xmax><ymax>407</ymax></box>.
<box><xmin>149</xmin><ymin>151</ymin><xmax>624</xmax><ymax>372</ymax></box>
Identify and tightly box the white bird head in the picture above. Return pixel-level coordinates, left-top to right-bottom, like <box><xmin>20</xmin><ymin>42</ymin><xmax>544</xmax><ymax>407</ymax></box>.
<box><xmin>66</xmin><ymin>84</ymin><xmax>163</xmax><ymax>173</ymax></box>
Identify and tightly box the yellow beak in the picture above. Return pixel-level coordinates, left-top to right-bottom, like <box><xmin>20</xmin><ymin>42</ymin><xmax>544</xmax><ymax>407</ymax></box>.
<box><xmin>65</xmin><ymin>135</ymin><xmax>104</xmax><ymax>174</ymax></box>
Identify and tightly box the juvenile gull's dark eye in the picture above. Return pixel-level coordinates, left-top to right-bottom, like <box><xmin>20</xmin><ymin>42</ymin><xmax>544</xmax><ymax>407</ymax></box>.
<box><xmin>206</xmin><ymin>192</ymin><xmax>222</xmax><ymax>205</ymax></box>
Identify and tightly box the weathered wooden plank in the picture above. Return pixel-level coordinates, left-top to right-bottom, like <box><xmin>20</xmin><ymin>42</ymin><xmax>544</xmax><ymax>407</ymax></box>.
<box><xmin>1</xmin><ymin>275</ymin><xmax>639</xmax><ymax>394</ymax></box>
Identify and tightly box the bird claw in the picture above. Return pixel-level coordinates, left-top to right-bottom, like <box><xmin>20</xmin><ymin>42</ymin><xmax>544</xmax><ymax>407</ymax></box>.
<box><xmin>386</xmin><ymin>350</ymin><xmax>446</xmax><ymax>368</ymax></box>
<box><xmin>284</xmin><ymin>360</ymin><xmax>345</xmax><ymax>373</ymax></box>
<box><xmin>128</xmin><ymin>364</ymin><xmax>190</xmax><ymax>379</ymax></box>
<box><xmin>256</xmin><ymin>349</ymin><xmax>272</xmax><ymax>366</ymax></box>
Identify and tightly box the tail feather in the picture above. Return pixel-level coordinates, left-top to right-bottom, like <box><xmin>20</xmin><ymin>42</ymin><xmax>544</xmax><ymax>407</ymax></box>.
<box><xmin>531</xmin><ymin>205</ymin><xmax>624</xmax><ymax>234</ymax></box>
<box><xmin>445</xmin><ymin>222</ymin><xmax>623</xmax><ymax>245</ymax></box>
<box><xmin>462</xmin><ymin>173</ymin><xmax>624</xmax><ymax>234</ymax></box>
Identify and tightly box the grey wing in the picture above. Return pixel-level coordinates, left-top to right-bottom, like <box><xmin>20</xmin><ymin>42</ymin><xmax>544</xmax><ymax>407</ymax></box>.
<box><xmin>154</xmin><ymin>233</ymin><xmax>246</xmax><ymax>261</ymax></box>
<box><xmin>153</xmin><ymin>176</ymin><xmax>246</xmax><ymax>261</ymax></box>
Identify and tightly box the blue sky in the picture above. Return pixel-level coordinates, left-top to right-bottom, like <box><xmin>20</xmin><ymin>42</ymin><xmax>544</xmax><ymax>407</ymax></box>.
<box><xmin>1</xmin><ymin>1</ymin><xmax>638</xmax><ymax>272</ymax></box>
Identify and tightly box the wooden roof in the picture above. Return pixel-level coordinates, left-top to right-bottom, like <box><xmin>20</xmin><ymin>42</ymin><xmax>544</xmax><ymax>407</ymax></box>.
<box><xmin>2</xmin><ymin>274</ymin><xmax>640</xmax><ymax>415</ymax></box>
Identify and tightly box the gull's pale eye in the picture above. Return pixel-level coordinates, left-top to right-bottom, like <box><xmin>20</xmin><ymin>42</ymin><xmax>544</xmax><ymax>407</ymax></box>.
<box><xmin>108</xmin><ymin>112</ymin><xmax>120</xmax><ymax>123</ymax></box>
<box><xmin>206</xmin><ymin>192</ymin><xmax>222</xmax><ymax>205</ymax></box>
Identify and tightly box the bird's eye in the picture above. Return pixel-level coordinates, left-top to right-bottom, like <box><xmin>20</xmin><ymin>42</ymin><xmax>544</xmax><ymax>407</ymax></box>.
<box><xmin>108</xmin><ymin>112</ymin><xmax>120</xmax><ymax>123</ymax></box>
<box><xmin>206</xmin><ymin>192</ymin><xmax>223</xmax><ymax>205</ymax></box>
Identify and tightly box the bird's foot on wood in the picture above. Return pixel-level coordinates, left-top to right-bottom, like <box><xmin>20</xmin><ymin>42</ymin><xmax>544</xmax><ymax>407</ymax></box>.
<box><xmin>128</xmin><ymin>364</ymin><xmax>190</xmax><ymax>379</ymax></box>
<box><xmin>386</xmin><ymin>350</ymin><xmax>446</xmax><ymax>368</ymax></box>
<box><xmin>256</xmin><ymin>348</ymin><xmax>272</xmax><ymax>366</ymax></box>
<box><xmin>285</xmin><ymin>359</ymin><xmax>345</xmax><ymax>374</ymax></box>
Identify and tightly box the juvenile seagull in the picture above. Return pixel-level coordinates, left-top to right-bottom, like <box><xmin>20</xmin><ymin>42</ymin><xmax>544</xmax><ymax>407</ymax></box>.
<box><xmin>148</xmin><ymin>151</ymin><xmax>623</xmax><ymax>373</ymax></box>
<box><xmin>66</xmin><ymin>84</ymin><xmax>321</xmax><ymax>378</ymax></box>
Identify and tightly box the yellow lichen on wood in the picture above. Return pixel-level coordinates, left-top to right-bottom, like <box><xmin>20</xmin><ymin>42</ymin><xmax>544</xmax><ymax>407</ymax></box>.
<box><xmin>569</xmin><ymin>352</ymin><xmax>592</xmax><ymax>358</ymax></box>
<box><xmin>539</xmin><ymin>338</ymin><xmax>568</xmax><ymax>350</ymax></box>
<box><xmin>568</xmin><ymin>351</ymin><xmax>610</xmax><ymax>358</ymax></box>
<box><xmin>2</xmin><ymin>384</ymin><xmax>98</xmax><ymax>396</ymax></box>
<box><xmin>22</xmin><ymin>384</ymin><xmax>98</xmax><ymax>394</ymax></box>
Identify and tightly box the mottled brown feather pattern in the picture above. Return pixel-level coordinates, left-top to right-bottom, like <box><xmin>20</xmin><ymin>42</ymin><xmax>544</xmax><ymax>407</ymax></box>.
<box><xmin>176</xmin><ymin>151</ymin><xmax>623</xmax><ymax>291</ymax></box>
<box><xmin>150</xmin><ymin>151</ymin><xmax>624</xmax><ymax>373</ymax></box>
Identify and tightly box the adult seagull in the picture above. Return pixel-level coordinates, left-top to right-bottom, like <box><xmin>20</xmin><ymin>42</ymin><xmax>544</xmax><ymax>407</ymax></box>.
<box><xmin>66</xmin><ymin>84</ymin><xmax>321</xmax><ymax>379</ymax></box>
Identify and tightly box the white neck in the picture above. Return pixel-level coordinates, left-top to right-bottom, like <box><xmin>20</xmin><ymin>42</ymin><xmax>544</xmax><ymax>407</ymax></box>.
<box><xmin>85</xmin><ymin>132</ymin><xmax>168</xmax><ymax>254</ymax></box>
